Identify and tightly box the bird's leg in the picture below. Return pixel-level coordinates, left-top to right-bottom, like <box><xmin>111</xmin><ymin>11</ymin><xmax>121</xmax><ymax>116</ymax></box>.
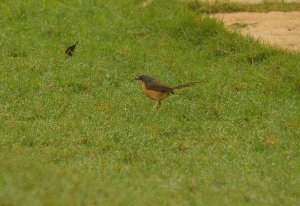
<box><xmin>153</xmin><ymin>100</ymin><xmax>161</xmax><ymax>110</ymax></box>
<box><xmin>152</xmin><ymin>102</ymin><xmax>158</xmax><ymax>110</ymax></box>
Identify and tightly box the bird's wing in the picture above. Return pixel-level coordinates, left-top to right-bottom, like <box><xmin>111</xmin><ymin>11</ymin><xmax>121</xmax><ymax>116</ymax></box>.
<box><xmin>146</xmin><ymin>82</ymin><xmax>173</xmax><ymax>92</ymax></box>
<box><xmin>65</xmin><ymin>42</ymin><xmax>78</xmax><ymax>54</ymax></box>
<box><xmin>65</xmin><ymin>46</ymin><xmax>73</xmax><ymax>54</ymax></box>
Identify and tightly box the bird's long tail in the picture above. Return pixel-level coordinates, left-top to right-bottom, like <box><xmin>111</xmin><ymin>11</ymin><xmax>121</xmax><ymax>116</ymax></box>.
<box><xmin>172</xmin><ymin>81</ymin><xmax>200</xmax><ymax>90</ymax></box>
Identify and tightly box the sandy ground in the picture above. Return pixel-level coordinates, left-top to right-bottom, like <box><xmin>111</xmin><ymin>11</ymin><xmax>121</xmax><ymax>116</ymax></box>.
<box><xmin>203</xmin><ymin>0</ymin><xmax>300</xmax><ymax>3</ymax></box>
<box><xmin>187</xmin><ymin>0</ymin><xmax>300</xmax><ymax>51</ymax></box>
<box><xmin>213</xmin><ymin>11</ymin><xmax>300</xmax><ymax>51</ymax></box>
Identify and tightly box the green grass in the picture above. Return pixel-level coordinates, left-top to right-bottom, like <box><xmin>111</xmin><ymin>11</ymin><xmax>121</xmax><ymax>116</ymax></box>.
<box><xmin>0</xmin><ymin>0</ymin><xmax>300</xmax><ymax>205</ymax></box>
<box><xmin>188</xmin><ymin>0</ymin><xmax>300</xmax><ymax>13</ymax></box>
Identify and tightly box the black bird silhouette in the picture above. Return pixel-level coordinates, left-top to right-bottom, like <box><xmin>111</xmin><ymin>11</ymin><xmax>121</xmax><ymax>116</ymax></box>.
<box><xmin>65</xmin><ymin>41</ymin><xmax>78</xmax><ymax>57</ymax></box>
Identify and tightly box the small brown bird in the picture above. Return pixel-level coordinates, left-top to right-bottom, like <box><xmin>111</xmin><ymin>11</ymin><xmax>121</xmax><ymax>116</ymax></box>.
<box><xmin>135</xmin><ymin>74</ymin><xmax>199</xmax><ymax>109</ymax></box>
<box><xmin>65</xmin><ymin>41</ymin><xmax>78</xmax><ymax>57</ymax></box>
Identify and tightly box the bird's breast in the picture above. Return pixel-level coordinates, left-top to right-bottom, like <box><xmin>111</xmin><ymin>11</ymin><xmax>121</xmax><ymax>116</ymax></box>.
<box><xmin>141</xmin><ymin>82</ymin><xmax>170</xmax><ymax>100</ymax></box>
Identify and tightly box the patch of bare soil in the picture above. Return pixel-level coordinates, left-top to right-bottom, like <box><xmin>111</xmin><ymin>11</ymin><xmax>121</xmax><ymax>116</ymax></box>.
<box><xmin>204</xmin><ymin>0</ymin><xmax>300</xmax><ymax>3</ymax></box>
<box><xmin>213</xmin><ymin>11</ymin><xmax>300</xmax><ymax>52</ymax></box>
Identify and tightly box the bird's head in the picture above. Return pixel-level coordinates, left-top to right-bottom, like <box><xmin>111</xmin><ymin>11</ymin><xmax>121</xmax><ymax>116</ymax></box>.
<box><xmin>134</xmin><ymin>75</ymin><xmax>155</xmax><ymax>83</ymax></box>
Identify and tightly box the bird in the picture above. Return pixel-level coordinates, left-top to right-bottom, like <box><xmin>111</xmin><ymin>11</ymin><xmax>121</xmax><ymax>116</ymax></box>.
<box><xmin>134</xmin><ymin>74</ymin><xmax>199</xmax><ymax>109</ymax></box>
<box><xmin>65</xmin><ymin>41</ymin><xmax>78</xmax><ymax>57</ymax></box>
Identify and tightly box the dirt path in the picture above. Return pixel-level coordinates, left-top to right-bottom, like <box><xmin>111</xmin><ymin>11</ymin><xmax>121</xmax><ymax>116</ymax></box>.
<box><xmin>214</xmin><ymin>11</ymin><xmax>300</xmax><ymax>51</ymax></box>
<box><xmin>205</xmin><ymin>0</ymin><xmax>300</xmax><ymax>3</ymax></box>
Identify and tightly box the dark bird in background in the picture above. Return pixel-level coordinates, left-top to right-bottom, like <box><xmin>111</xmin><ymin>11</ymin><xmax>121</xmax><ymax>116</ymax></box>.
<box><xmin>135</xmin><ymin>74</ymin><xmax>199</xmax><ymax>109</ymax></box>
<box><xmin>65</xmin><ymin>41</ymin><xmax>78</xmax><ymax>57</ymax></box>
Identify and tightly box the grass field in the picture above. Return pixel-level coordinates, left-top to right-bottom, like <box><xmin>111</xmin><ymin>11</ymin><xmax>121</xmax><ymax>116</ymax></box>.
<box><xmin>0</xmin><ymin>0</ymin><xmax>300</xmax><ymax>205</ymax></box>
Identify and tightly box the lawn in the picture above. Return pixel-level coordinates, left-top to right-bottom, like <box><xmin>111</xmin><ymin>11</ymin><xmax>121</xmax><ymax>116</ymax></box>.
<box><xmin>0</xmin><ymin>0</ymin><xmax>299</xmax><ymax>205</ymax></box>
